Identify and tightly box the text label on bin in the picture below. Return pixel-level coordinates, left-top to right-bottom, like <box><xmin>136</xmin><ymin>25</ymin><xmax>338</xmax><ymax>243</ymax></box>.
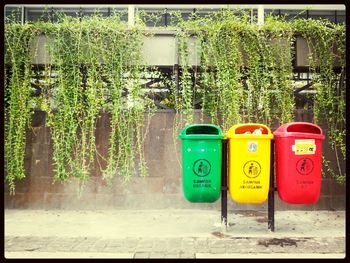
<box><xmin>292</xmin><ymin>139</ymin><xmax>316</xmax><ymax>155</ymax></box>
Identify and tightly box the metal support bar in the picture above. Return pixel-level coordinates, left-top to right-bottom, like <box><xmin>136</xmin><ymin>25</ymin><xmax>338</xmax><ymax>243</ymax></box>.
<box><xmin>50</xmin><ymin>7</ymin><xmax>54</xmax><ymax>23</ymax></box>
<box><xmin>257</xmin><ymin>5</ymin><xmax>264</xmax><ymax>25</ymax></box>
<box><xmin>21</xmin><ymin>6</ymin><xmax>25</xmax><ymax>24</ymax></box>
<box><xmin>294</xmin><ymin>82</ymin><xmax>315</xmax><ymax>106</ymax></box>
<box><xmin>140</xmin><ymin>78</ymin><xmax>161</xmax><ymax>89</ymax></box>
<box><xmin>268</xmin><ymin>140</ymin><xmax>275</xmax><ymax>232</ymax></box>
<box><xmin>128</xmin><ymin>5</ymin><xmax>135</xmax><ymax>27</ymax></box>
<box><xmin>334</xmin><ymin>10</ymin><xmax>337</xmax><ymax>24</ymax></box>
<box><xmin>221</xmin><ymin>139</ymin><xmax>228</xmax><ymax>230</ymax></box>
<box><xmin>154</xmin><ymin>101</ymin><xmax>172</xmax><ymax>110</ymax></box>
<box><xmin>293</xmin><ymin>82</ymin><xmax>313</xmax><ymax>94</ymax></box>
<box><xmin>79</xmin><ymin>7</ymin><xmax>83</xmax><ymax>20</ymax></box>
<box><xmin>193</xmin><ymin>8</ymin><xmax>197</xmax><ymax>16</ymax></box>
<box><xmin>164</xmin><ymin>8</ymin><xmax>168</xmax><ymax>27</ymax></box>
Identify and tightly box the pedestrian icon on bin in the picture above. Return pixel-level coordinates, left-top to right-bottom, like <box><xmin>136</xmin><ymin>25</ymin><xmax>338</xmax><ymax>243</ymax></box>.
<box><xmin>193</xmin><ymin>159</ymin><xmax>211</xmax><ymax>177</ymax></box>
<box><xmin>296</xmin><ymin>158</ymin><xmax>314</xmax><ymax>175</ymax></box>
<box><xmin>243</xmin><ymin>160</ymin><xmax>261</xmax><ymax>178</ymax></box>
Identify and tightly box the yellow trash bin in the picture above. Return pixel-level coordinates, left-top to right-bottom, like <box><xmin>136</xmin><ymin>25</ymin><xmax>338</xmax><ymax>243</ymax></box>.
<box><xmin>226</xmin><ymin>123</ymin><xmax>273</xmax><ymax>203</ymax></box>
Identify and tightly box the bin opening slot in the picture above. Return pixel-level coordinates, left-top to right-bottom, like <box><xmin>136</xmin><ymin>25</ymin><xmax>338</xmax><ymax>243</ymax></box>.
<box><xmin>186</xmin><ymin>126</ymin><xmax>219</xmax><ymax>135</ymax></box>
<box><xmin>287</xmin><ymin>124</ymin><xmax>322</xmax><ymax>134</ymax></box>
<box><xmin>235</xmin><ymin>125</ymin><xmax>268</xmax><ymax>135</ymax></box>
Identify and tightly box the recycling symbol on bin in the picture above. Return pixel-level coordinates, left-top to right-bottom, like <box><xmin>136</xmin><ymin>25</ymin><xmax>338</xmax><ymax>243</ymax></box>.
<box><xmin>193</xmin><ymin>159</ymin><xmax>211</xmax><ymax>177</ymax></box>
<box><xmin>296</xmin><ymin>157</ymin><xmax>314</xmax><ymax>175</ymax></box>
<box><xmin>243</xmin><ymin>161</ymin><xmax>261</xmax><ymax>178</ymax></box>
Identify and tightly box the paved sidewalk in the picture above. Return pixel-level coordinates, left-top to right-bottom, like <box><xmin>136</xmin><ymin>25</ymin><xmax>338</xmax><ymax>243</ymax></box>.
<box><xmin>4</xmin><ymin>209</ymin><xmax>346</xmax><ymax>259</ymax></box>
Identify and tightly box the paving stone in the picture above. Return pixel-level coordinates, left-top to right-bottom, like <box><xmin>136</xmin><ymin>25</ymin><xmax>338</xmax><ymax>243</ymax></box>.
<box><xmin>152</xmin><ymin>238</ymin><xmax>168</xmax><ymax>252</ymax></box>
<box><xmin>102</xmin><ymin>246</ymin><xmax>129</xmax><ymax>253</ymax></box>
<box><xmin>179</xmin><ymin>252</ymin><xmax>196</xmax><ymax>258</ymax></box>
<box><xmin>133</xmin><ymin>252</ymin><xmax>150</xmax><ymax>258</ymax></box>
<box><xmin>209</xmin><ymin>247</ymin><xmax>227</xmax><ymax>254</ymax></box>
<box><xmin>181</xmin><ymin>237</ymin><xmax>196</xmax><ymax>253</ymax></box>
<box><xmin>39</xmin><ymin>237</ymin><xmax>82</xmax><ymax>252</ymax></box>
<box><xmin>135</xmin><ymin>239</ymin><xmax>154</xmax><ymax>252</ymax></box>
<box><xmin>88</xmin><ymin>239</ymin><xmax>109</xmax><ymax>252</ymax></box>
<box><xmin>100</xmin><ymin>238</ymin><xmax>132</xmax><ymax>253</ymax></box>
<box><xmin>166</xmin><ymin>238</ymin><xmax>183</xmax><ymax>253</ymax></box>
<box><xmin>6</xmin><ymin>236</ymin><xmax>56</xmax><ymax>252</ymax></box>
<box><xmin>194</xmin><ymin>238</ymin><xmax>209</xmax><ymax>253</ymax></box>
<box><xmin>208</xmin><ymin>239</ymin><xmax>227</xmax><ymax>247</ymax></box>
<box><xmin>149</xmin><ymin>252</ymin><xmax>166</xmax><ymax>258</ymax></box>
<box><xmin>44</xmin><ymin>243</ymin><xmax>77</xmax><ymax>252</ymax></box>
<box><xmin>163</xmin><ymin>253</ymin><xmax>181</xmax><ymax>258</ymax></box>
<box><xmin>70</xmin><ymin>237</ymin><xmax>99</xmax><ymax>252</ymax></box>
<box><xmin>208</xmin><ymin>239</ymin><xmax>227</xmax><ymax>253</ymax></box>
<box><xmin>120</xmin><ymin>239</ymin><xmax>138</xmax><ymax>253</ymax></box>
<box><xmin>104</xmin><ymin>239</ymin><xmax>125</xmax><ymax>248</ymax></box>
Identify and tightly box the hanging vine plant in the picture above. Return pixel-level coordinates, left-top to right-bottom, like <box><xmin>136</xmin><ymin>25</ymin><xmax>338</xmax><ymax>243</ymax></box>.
<box><xmin>260</xmin><ymin>15</ymin><xmax>295</xmax><ymax>124</ymax></box>
<box><xmin>41</xmin><ymin>13</ymin><xmax>156</xmax><ymax>184</ymax></box>
<box><xmin>176</xmin><ymin>29</ymin><xmax>194</xmax><ymax>125</ymax></box>
<box><xmin>5</xmin><ymin>22</ymin><xmax>40</xmax><ymax>194</ymax></box>
<box><xmin>170</xmin><ymin>10</ymin><xmax>344</xmax><ymax>184</ymax></box>
<box><xmin>99</xmin><ymin>19</ymin><xmax>156</xmax><ymax>182</ymax></box>
<box><xmin>5</xmin><ymin>12</ymin><xmax>156</xmax><ymax>192</ymax></box>
<box><xmin>294</xmin><ymin>18</ymin><xmax>346</xmax><ymax>184</ymax></box>
<box><xmin>171</xmin><ymin>10</ymin><xmax>295</xmax><ymax>130</ymax></box>
<box><xmin>4</xmin><ymin>8</ymin><xmax>346</xmax><ymax>193</ymax></box>
<box><xmin>206</xmin><ymin>14</ymin><xmax>245</xmax><ymax>130</ymax></box>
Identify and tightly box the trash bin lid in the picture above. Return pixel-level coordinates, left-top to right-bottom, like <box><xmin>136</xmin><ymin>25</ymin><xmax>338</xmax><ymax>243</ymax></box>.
<box><xmin>178</xmin><ymin>124</ymin><xmax>224</xmax><ymax>140</ymax></box>
<box><xmin>273</xmin><ymin>122</ymin><xmax>325</xmax><ymax>140</ymax></box>
<box><xmin>225</xmin><ymin>123</ymin><xmax>273</xmax><ymax>139</ymax></box>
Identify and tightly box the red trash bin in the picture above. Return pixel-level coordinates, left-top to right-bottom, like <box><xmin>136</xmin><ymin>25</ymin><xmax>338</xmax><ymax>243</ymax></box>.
<box><xmin>273</xmin><ymin>122</ymin><xmax>325</xmax><ymax>204</ymax></box>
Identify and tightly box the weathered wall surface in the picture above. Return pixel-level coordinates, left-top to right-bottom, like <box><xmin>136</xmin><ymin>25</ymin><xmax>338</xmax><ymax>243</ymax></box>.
<box><xmin>4</xmin><ymin>110</ymin><xmax>345</xmax><ymax>210</ymax></box>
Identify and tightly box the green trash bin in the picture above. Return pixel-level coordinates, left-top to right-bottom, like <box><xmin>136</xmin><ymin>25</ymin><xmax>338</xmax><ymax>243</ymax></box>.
<box><xmin>178</xmin><ymin>124</ymin><xmax>224</xmax><ymax>202</ymax></box>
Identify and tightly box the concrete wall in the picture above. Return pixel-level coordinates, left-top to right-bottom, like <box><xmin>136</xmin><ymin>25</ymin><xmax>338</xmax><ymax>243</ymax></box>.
<box><xmin>31</xmin><ymin>32</ymin><xmax>340</xmax><ymax>68</ymax></box>
<box><xmin>4</xmin><ymin>110</ymin><xmax>345</xmax><ymax>210</ymax></box>
<box><xmin>30</xmin><ymin>31</ymin><xmax>201</xmax><ymax>66</ymax></box>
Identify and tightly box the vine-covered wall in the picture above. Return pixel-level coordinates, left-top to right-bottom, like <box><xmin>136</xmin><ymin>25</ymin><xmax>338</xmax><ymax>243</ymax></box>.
<box><xmin>4</xmin><ymin>110</ymin><xmax>345</xmax><ymax>210</ymax></box>
<box><xmin>5</xmin><ymin>14</ymin><xmax>156</xmax><ymax>193</ymax></box>
<box><xmin>5</xmin><ymin>10</ymin><xmax>346</xmax><ymax>194</ymax></box>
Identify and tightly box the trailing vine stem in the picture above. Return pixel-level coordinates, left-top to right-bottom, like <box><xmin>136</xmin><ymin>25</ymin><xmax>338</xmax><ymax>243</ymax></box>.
<box><xmin>294</xmin><ymin>18</ymin><xmax>346</xmax><ymax>184</ymax></box>
<box><xmin>5</xmin><ymin>12</ymin><xmax>156</xmax><ymax>192</ymax></box>
<box><xmin>5</xmin><ymin>22</ymin><xmax>40</xmax><ymax>194</ymax></box>
<box><xmin>171</xmin><ymin>11</ymin><xmax>344</xmax><ymax>184</ymax></box>
<box><xmin>171</xmin><ymin>11</ymin><xmax>295</xmax><ymax>131</ymax></box>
